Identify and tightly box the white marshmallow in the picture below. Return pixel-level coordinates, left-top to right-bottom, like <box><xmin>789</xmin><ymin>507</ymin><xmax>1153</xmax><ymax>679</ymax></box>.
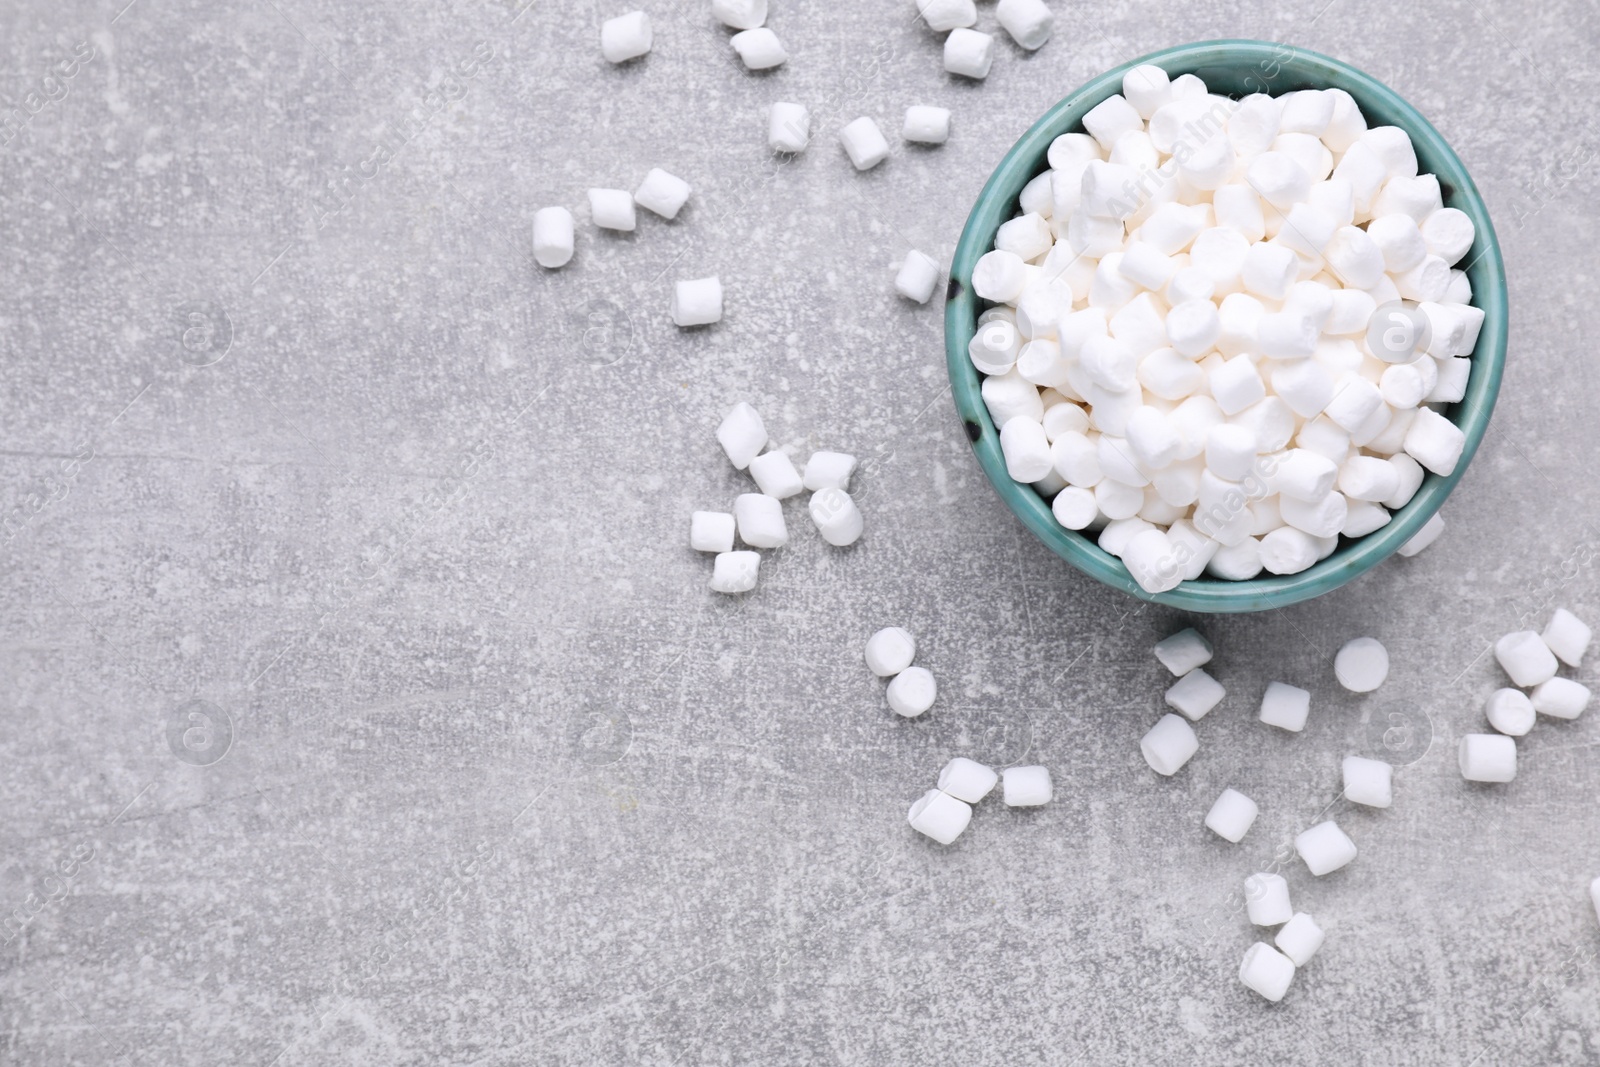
<box><xmin>1373</xmin><ymin>173</ymin><xmax>1443</xmax><ymax>223</ymax></box>
<box><xmin>1083</xmin><ymin>94</ymin><xmax>1144</xmax><ymax>151</ymax></box>
<box><xmin>1322</xmin><ymin>225</ymin><xmax>1383</xmax><ymax>289</ymax></box>
<box><xmin>1042</xmin><ymin>401</ymin><xmax>1090</xmax><ymax>441</ymax></box>
<box><xmin>1247</xmin><ymin>152</ymin><xmax>1312</xmax><ymax>210</ymax></box>
<box><xmin>1259</xmin><ymin>526</ymin><xmax>1318</xmax><ymax>574</ymax></box>
<box><xmin>588</xmin><ymin>187</ymin><xmax>638</xmax><ymax>231</ymax></box>
<box><xmin>997</xmin><ymin>212</ymin><xmax>1054</xmax><ymax>261</ymax></box>
<box><xmin>1275</xmin><ymin>914</ymin><xmax>1325</xmax><ymax>967</ymax></box>
<box><xmin>1165</xmin><ymin>668</ymin><xmax>1225</xmax><ymax>721</ymax></box>
<box><xmin>1279</xmin><ymin>89</ymin><xmax>1333</xmax><ymax>135</ymax></box>
<box><xmin>769</xmin><ymin>102</ymin><xmax>812</xmax><ymax>153</ymax></box>
<box><xmin>864</xmin><ymin>626</ymin><xmax>916</xmax><ymax>677</ymax></box>
<box><xmin>1208</xmin><ymin>537</ymin><xmax>1263</xmax><ymax>579</ymax></box>
<box><xmin>601</xmin><ymin>11</ymin><xmax>653</xmax><ymax>62</ymax></box>
<box><xmin>908</xmin><ymin>789</ymin><xmax>971</xmax><ymax>844</ymax></box>
<box><xmin>1154</xmin><ymin>627</ymin><xmax>1212</xmax><ymax>676</ymax></box>
<box><xmin>1052</xmin><ymin>485</ymin><xmax>1098</xmax><ymax>529</ymax></box>
<box><xmin>1136</xmin><ymin>348</ymin><xmax>1201</xmax><ymax>401</ymax></box>
<box><xmin>1531</xmin><ymin>677</ymin><xmax>1590</xmax><ymax>720</ymax></box>
<box><xmin>1335</xmin><ymin>636</ymin><xmax>1389</xmax><ymax>692</ymax></box>
<box><xmin>1228</xmin><ymin>94</ymin><xmax>1281</xmax><ymax>155</ymax></box>
<box><xmin>533</xmin><ymin>206</ymin><xmax>576</xmax><ymax>270</ymax></box>
<box><xmin>1395</xmin><ymin>255</ymin><xmax>1451</xmax><ymax>303</ymax></box>
<box><xmin>970</xmin><ymin>318</ymin><xmax>1021</xmax><ymax>375</ymax></box>
<box><xmin>730</xmin><ymin>27</ymin><xmax>787</xmax><ymax>69</ymax></box>
<box><xmin>1542</xmin><ymin>608</ymin><xmax>1592</xmax><ymax>667</ymax></box>
<box><xmin>1067</xmin><ymin>210</ymin><xmax>1126</xmax><ymax>258</ymax></box>
<box><xmin>1486</xmin><ymin>687</ymin><xmax>1536</xmax><ymax>737</ymax></box>
<box><xmin>1280</xmin><ymin>489</ymin><xmax>1348</xmax><ymax>538</ymax></box>
<box><xmin>672</xmin><ymin>276</ymin><xmax>724</xmax><ymax>326</ymax></box>
<box><xmin>943</xmin><ymin>27</ymin><xmax>995</xmax><ymax>79</ymax></box>
<box><xmin>1246</xmin><ymin>872</ymin><xmax>1294</xmax><ymax>926</ymax></box>
<box><xmin>1271</xmin><ymin>360</ymin><xmax>1334</xmax><ymax>419</ymax></box>
<box><xmin>1260</xmin><ymin>680</ymin><xmax>1310</xmax><ymax>732</ymax></box>
<box><xmin>1000</xmin><ymin>416</ymin><xmax>1054</xmax><ymax>483</ymax></box>
<box><xmin>1122</xmin><ymin>64</ymin><xmax>1172</xmax><ymax>118</ymax></box>
<box><xmin>691</xmin><ymin>510</ymin><xmax>736</xmax><ymax>553</ymax></box>
<box><xmin>1296</xmin><ymin>819</ymin><xmax>1358</xmax><ymax>875</ymax></box>
<box><xmin>1002</xmin><ymin>765</ymin><xmax>1053</xmax><ymax>806</ymax></box>
<box><xmin>1274</xmin><ymin>132</ymin><xmax>1333</xmax><ymax>183</ymax></box>
<box><xmin>1344</xmin><ymin>499</ymin><xmax>1391</xmax><ymax>537</ymax></box>
<box><xmin>717</xmin><ymin>403</ymin><xmax>767</xmax><ymax>469</ymax></box>
<box><xmin>1256</xmin><ymin>311</ymin><xmax>1318</xmax><ymax>360</ymax></box>
<box><xmin>1204</xmin><ymin>423</ymin><xmax>1258</xmax><ymax>481</ymax></box>
<box><xmin>1379</xmin><ymin>360</ymin><xmax>1428</xmax><ymax>409</ymax></box>
<box><xmin>1160</xmin><ymin>299</ymin><xmax>1218</xmax><ymax>358</ymax></box>
<box><xmin>1118</xmin><ymin>241</ymin><xmax>1176</xmax><ymax>290</ymax></box>
<box><xmin>1308</xmin><ymin>177</ymin><xmax>1355</xmax><ymax>228</ymax></box>
<box><xmin>1081</xmin><ymin>335</ymin><xmax>1139</xmax><ymax>392</ymax></box>
<box><xmin>1099</xmin><ymin>515</ymin><xmax>1154</xmax><ymax>555</ymax></box>
<box><xmin>1362</xmin><ymin>126</ymin><xmax>1418</xmax><ymax>179</ymax></box>
<box><xmin>1097</xmin><ymin>435</ymin><xmax>1150</xmax><ymax>487</ymax></box>
<box><xmin>1192</xmin><ymin>227</ymin><xmax>1251</xmax><ymax>293</ymax></box>
<box><xmin>1018</xmin><ymin>339</ymin><xmax>1071</xmax><ymax>387</ymax></box>
<box><xmin>887</xmin><ymin>666</ymin><xmax>937</xmax><ymax>717</ymax></box>
<box><xmin>1324</xmin><ymin>288</ymin><xmax>1377</xmax><ymax>336</ymax></box>
<box><xmin>749</xmin><ymin>450</ymin><xmax>804</xmax><ymax>499</ymax></box>
<box><xmin>1020</xmin><ymin>171</ymin><xmax>1054</xmax><ymax>218</ymax></box>
<box><xmin>1051</xmin><ymin>430</ymin><xmax>1101</xmax><ymax>487</ymax></box>
<box><xmin>840</xmin><ymin>117</ymin><xmax>890</xmax><ymax>171</ymax></box>
<box><xmin>903</xmin><ymin>105</ymin><xmax>951</xmax><ymax>145</ymax></box>
<box><xmin>1427</xmin><ymin>356</ymin><xmax>1471</xmax><ymax>404</ymax></box>
<box><xmin>1342</xmin><ymin>755</ymin><xmax>1393</xmax><ymax>808</ymax></box>
<box><xmin>1209</xmin><ymin>355</ymin><xmax>1266</xmax><ymax>416</ymax></box>
<box><xmin>1332</xmin><ymin>141</ymin><xmax>1387</xmax><ymax>216</ymax></box>
<box><xmin>1205</xmin><ymin>788</ymin><xmax>1258</xmax><ymax>842</ymax></box>
<box><xmin>1241</xmin><ymin>241</ymin><xmax>1298</xmax><ymax>301</ymax></box>
<box><xmin>938</xmin><ymin>757</ymin><xmax>997</xmax><ymax>803</ymax></box>
<box><xmin>915</xmin><ymin>0</ymin><xmax>976</xmax><ymax>31</ymax></box>
<box><xmin>709</xmin><ymin>550</ymin><xmax>760</xmax><ymax>593</ymax></box>
<box><xmin>995</xmin><ymin>0</ymin><xmax>1053</xmax><ymax>49</ymax></box>
<box><xmin>1403</xmin><ymin>406</ymin><xmax>1466</xmax><ymax>476</ymax></box>
<box><xmin>1124</xmin><ymin>406</ymin><xmax>1180</xmax><ymax>470</ymax></box>
<box><xmin>1382</xmin><ymin>453</ymin><xmax>1425</xmax><ymax>510</ymax></box>
<box><xmin>1270</xmin><ymin>448</ymin><xmax>1338</xmax><ymax>502</ymax></box>
<box><xmin>1082</xmin><ymin>160</ymin><xmax>1140</xmax><ymax>219</ymax></box>
<box><xmin>809</xmin><ymin>487</ymin><xmax>864</xmax><ymax>546</ymax></box>
<box><xmin>1213</xmin><ymin>184</ymin><xmax>1266</xmax><ymax>242</ymax></box>
<box><xmin>1275</xmin><ymin>203</ymin><xmax>1336</xmax><ymax>260</ymax></box>
<box><xmin>1339</xmin><ymin>455</ymin><xmax>1401</xmax><ymax>502</ymax></box>
<box><xmin>1459</xmin><ymin>733</ymin><xmax>1516</xmax><ymax>783</ymax></box>
<box><xmin>1048</xmin><ymin>131</ymin><xmax>1103</xmax><ymax>170</ymax></box>
<box><xmin>1140</xmin><ymin>713</ymin><xmax>1199</xmax><ymax>776</ymax></box>
<box><xmin>733</xmin><ymin>493</ymin><xmax>787</xmax><ymax>548</ymax></box>
<box><xmin>1396</xmin><ymin>512</ymin><xmax>1445</xmax><ymax>556</ymax></box>
<box><xmin>972</xmin><ymin>249</ymin><xmax>1028</xmax><ymax>303</ymax></box>
<box><xmin>713</xmin><ymin>0</ymin><xmax>768</xmax><ymax>27</ymax></box>
<box><xmin>895</xmin><ymin>250</ymin><xmax>941</xmax><ymax>303</ymax></box>
<box><xmin>1323</xmin><ymin>375</ymin><xmax>1383</xmax><ymax>432</ymax></box>
<box><xmin>1240</xmin><ymin>943</ymin><xmax>1296</xmax><ymax>1003</ymax></box>
<box><xmin>1177</xmin><ymin>132</ymin><xmax>1236</xmax><ymax>191</ymax></box>
<box><xmin>1142</xmin><ymin>202</ymin><xmax>1208</xmax><ymax>255</ymax></box>
<box><xmin>1366</xmin><ymin>213</ymin><xmax>1426</xmax><ymax>273</ymax></box>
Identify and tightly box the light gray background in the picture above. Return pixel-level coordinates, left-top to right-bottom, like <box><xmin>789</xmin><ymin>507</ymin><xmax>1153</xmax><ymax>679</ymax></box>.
<box><xmin>3</xmin><ymin>0</ymin><xmax>1598</xmax><ymax>1063</ymax></box>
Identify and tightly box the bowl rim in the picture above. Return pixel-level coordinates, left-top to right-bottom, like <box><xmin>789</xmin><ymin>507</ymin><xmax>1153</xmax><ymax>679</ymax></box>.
<box><xmin>944</xmin><ymin>38</ymin><xmax>1508</xmax><ymax>613</ymax></box>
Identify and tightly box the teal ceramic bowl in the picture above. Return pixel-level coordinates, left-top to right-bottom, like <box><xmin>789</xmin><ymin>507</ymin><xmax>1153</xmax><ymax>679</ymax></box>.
<box><xmin>946</xmin><ymin>39</ymin><xmax>1507</xmax><ymax>613</ymax></box>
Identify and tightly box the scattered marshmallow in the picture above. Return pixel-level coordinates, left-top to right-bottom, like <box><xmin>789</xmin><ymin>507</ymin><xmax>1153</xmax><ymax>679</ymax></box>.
<box><xmin>1459</xmin><ymin>733</ymin><xmax>1516</xmax><ymax>783</ymax></box>
<box><xmin>1140</xmin><ymin>713</ymin><xmax>1199</xmax><ymax>776</ymax></box>
<box><xmin>1204</xmin><ymin>788</ymin><xmax>1258</xmax><ymax>843</ymax></box>
<box><xmin>864</xmin><ymin>626</ymin><xmax>916</xmax><ymax>677</ymax></box>
<box><xmin>672</xmin><ymin>276</ymin><xmax>724</xmax><ymax>327</ymax></box>
<box><xmin>908</xmin><ymin>789</ymin><xmax>971</xmax><ymax>844</ymax></box>
<box><xmin>840</xmin><ymin>117</ymin><xmax>890</xmax><ymax>171</ymax></box>
<box><xmin>717</xmin><ymin>403</ymin><xmax>767</xmax><ymax>469</ymax></box>
<box><xmin>1274</xmin><ymin>913</ymin><xmax>1325</xmax><ymax>967</ymax></box>
<box><xmin>1295</xmin><ymin>819</ymin><xmax>1357</xmax><ymax>875</ymax></box>
<box><xmin>1531</xmin><ymin>677</ymin><xmax>1590</xmax><ymax>720</ymax></box>
<box><xmin>803</xmin><ymin>451</ymin><xmax>856</xmax><ymax>491</ymax></box>
<box><xmin>1397</xmin><ymin>512</ymin><xmax>1445</xmax><ymax>557</ymax></box>
<box><xmin>748</xmin><ymin>451</ymin><xmax>804</xmax><ymax>499</ymax></box>
<box><xmin>601</xmin><ymin>11</ymin><xmax>653</xmax><ymax>63</ymax></box>
<box><xmin>1165</xmin><ymin>668</ymin><xmax>1225</xmax><ymax>721</ymax></box>
<box><xmin>1542</xmin><ymin>608</ymin><xmax>1591</xmax><ymax>667</ymax></box>
<box><xmin>710</xmin><ymin>550</ymin><xmax>760</xmax><ymax>593</ymax></box>
<box><xmin>1342</xmin><ymin>755</ymin><xmax>1393</xmax><ymax>808</ymax></box>
<box><xmin>938</xmin><ymin>757</ymin><xmax>998</xmax><ymax>803</ymax></box>
<box><xmin>1154</xmin><ymin>627</ymin><xmax>1213</xmax><ymax>676</ymax></box>
<box><xmin>1001</xmin><ymin>765</ymin><xmax>1052</xmax><ymax>806</ymax></box>
<box><xmin>712</xmin><ymin>0</ymin><xmax>767</xmax><ymax>29</ymax></box>
<box><xmin>769</xmin><ymin>102</ymin><xmax>811</xmax><ymax>153</ymax></box>
<box><xmin>809</xmin><ymin>487</ymin><xmax>864</xmax><ymax>546</ymax></box>
<box><xmin>895</xmin><ymin>250</ymin><xmax>941</xmax><ymax>303</ymax></box>
<box><xmin>734</xmin><ymin>492</ymin><xmax>787</xmax><ymax>548</ymax></box>
<box><xmin>1334</xmin><ymin>637</ymin><xmax>1389</xmax><ymax>693</ymax></box>
<box><xmin>916</xmin><ymin>0</ymin><xmax>977</xmax><ymax>31</ymax></box>
<box><xmin>887</xmin><ymin>666</ymin><xmax>937</xmax><ymax>717</ymax></box>
<box><xmin>943</xmin><ymin>27</ymin><xmax>994</xmax><ymax>79</ymax></box>
<box><xmin>1239</xmin><ymin>942</ymin><xmax>1296</xmax><ymax>1002</ymax></box>
<box><xmin>1245</xmin><ymin>872</ymin><xmax>1293</xmax><ymax>926</ymax></box>
<box><xmin>533</xmin><ymin>206</ymin><xmax>575</xmax><ymax>269</ymax></box>
<box><xmin>730</xmin><ymin>27</ymin><xmax>787</xmax><ymax>69</ymax></box>
<box><xmin>1494</xmin><ymin>630</ymin><xmax>1558</xmax><ymax>687</ymax></box>
<box><xmin>690</xmin><ymin>511</ymin><xmax>735</xmax><ymax>553</ymax></box>
<box><xmin>1259</xmin><ymin>681</ymin><xmax>1310</xmax><ymax>732</ymax></box>
<box><xmin>995</xmin><ymin>0</ymin><xmax>1054</xmax><ymax>50</ymax></box>
<box><xmin>903</xmin><ymin>105</ymin><xmax>952</xmax><ymax>145</ymax></box>
<box><xmin>634</xmin><ymin>168</ymin><xmax>691</xmax><ymax>219</ymax></box>
<box><xmin>1485</xmin><ymin>687</ymin><xmax>1535</xmax><ymax>737</ymax></box>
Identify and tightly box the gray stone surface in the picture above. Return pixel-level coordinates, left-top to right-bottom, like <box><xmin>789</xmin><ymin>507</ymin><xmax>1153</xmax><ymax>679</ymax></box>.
<box><xmin>3</xmin><ymin>0</ymin><xmax>1599</xmax><ymax>1063</ymax></box>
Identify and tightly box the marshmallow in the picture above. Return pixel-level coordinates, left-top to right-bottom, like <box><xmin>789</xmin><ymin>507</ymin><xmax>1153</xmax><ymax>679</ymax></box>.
<box><xmin>717</xmin><ymin>403</ymin><xmax>767</xmax><ymax>469</ymax></box>
<box><xmin>1280</xmin><ymin>490</ymin><xmax>1347</xmax><ymax>538</ymax></box>
<box><xmin>533</xmin><ymin>206</ymin><xmax>576</xmax><ymax>270</ymax></box>
<box><xmin>997</xmin><ymin>212</ymin><xmax>1055</xmax><ymax>261</ymax></box>
<box><xmin>709</xmin><ymin>550</ymin><xmax>760</xmax><ymax>593</ymax></box>
<box><xmin>1362</xmin><ymin>126</ymin><xmax>1418</xmax><ymax>179</ymax></box>
<box><xmin>691</xmin><ymin>510</ymin><xmax>736</xmax><ymax>553</ymax></box>
<box><xmin>1178</xmin><ymin>132</ymin><xmax>1236</xmax><ymax>191</ymax></box>
<box><xmin>809</xmin><ymin>487</ymin><xmax>864</xmax><ymax>546</ymax></box>
<box><xmin>1271</xmin><ymin>448</ymin><xmax>1339</xmax><ymax>502</ymax></box>
<box><xmin>1165</xmin><ymin>668</ymin><xmax>1225</xmax><ymax>721</ymax></box>
<box><xmin>1020</xmin><ymin>172</ymin><xmax>1054</xmax><ymax>218</ymax></box>
<box><xmin>672</xmin><ymin>276</ymin><xmax>724</xmax><ymax>327</ymax></box>
<box><xmin>1272</xmin><ymin>360</ymin><xmax>1335</xmax><ymax>419</ymax></box>
<box><xmin>1205</xmin><ymin>788</ymin><xmax>1258</xmax><ymax>843</ymax></box>
<box><xmin>1383</xmin><ymin>453</ymin><xmax>1425</xmax><ymax>510</ymax></box>
<box><xmin>895</xmin><ymin>250</ymin><xmax>941</xmax><ymax>303</ymax></box>
<box><xmin>995</xmin><ymin>0</ymin><xmax>1053</xmax><ymax>49</ymax></box>
<box><xmin>1099</xmin><ymin>515</ymin><xmax>1154</xmax><ymax>555</ymax></box>
<box><xmin>1082</xmin><ymin>160</ymin><xmax>1140</xmax><ymax>219</ymax></box>
<box><xmin>1486</xmin><ymin>687</ymin><xmax>1535</xmax><ymax>736</ymax></box>
<box><xmin>1043</xmin><ymin>401</ymin><xmax>1089</xmax><ymax>441</ymax></box>
<box><xmin>908</xmin><ymin>789</ymin><xmax>971</xmax><ymax>844</ymax></box>
<box><xmin>1154</xmin><ymin>627</ymin><xmax>1212</xmax><ymax>676</ymax></box>
<box><xmin>1403</xmin><ymin>407</ymin><xmax>1466</xmax><ymax>476</ymax></box>
<box><xmin>1396</xmin><ymin>512</ymin><xmax>1445</xmax><ymax>557</ymax></box>
<box><xmin>1051</xmin><ymin>430</ymin><xmax>1101</xmax><ymax>487</ymax></box>
<box><xmin>972</xmin><ymin>250</ymin><xmax>1028</xmax><ymax>303</ymax></box>
<box><xmin>1123</xmin><ymin>406</ymin><xmax>1179</xmax><ymax>470</ymax></box>
<box><xmin>1296</xmin><ymin>819</ymin><xmax>1357</xmax><ymax>875</ymax></box>
<box><xmin>1274</xmin><ymin>131</ymin><xmax>1333</xmax><ymax>183</ymax></box>
<box><xmin>1395</xmin><ymin>255</ymin><xmax>1451</xmax><ymax>303</ymax></box>
<box><xmin>1083</xmin><ymin>94</ymin><xmax>1144</xmax><ymax>152</ymax></box>
<box><xmin>1343</xmin><ymin>755</ymin><xmax>1393</xmax><ymax>808</ymax></box>
<box><xmin>769</xmin><ymin>102</ymin><xmax>812</xmax><ymax>153</ymax></box>
<box><xmin>1208</xmin><ymin>537</ymin><xmax>1263</xmax><ymax>579</ymax></box>
<box><xmin>1338</xmin><ymin>455</ymin><xmax>1402</xmax><ymax>503</ymax></box>
<box><xmin>1275</xmin><ymin>913</ymin><xmax>1325</xmax><ymax>967</ymax></box>
<box><xmin>1276</xmin><ymin>203</ymin><xmax>1336</xmax><ymax>259</ymax></box>
<box><xmin>1205</xmin><ymin>424</ymin><xmax>1258</xmax><ymax>481</ymax></box>
<box><xmin>733</xmin><ymin>493</ymin><xmax>787</xmax><ymax>548</ymax></box>
<box><xmin>1119</xmin><ymin>241</ymin><xmax>1176</xmax><ymax>290</ymax></box>
<box><xmin>712</xmin><ymin>0</ymin><xmax>766</xmax><ymax>26</ymax></box>
<box><xmin>1192</xmin><ymin>227</ymin><xmax>1252</xmax><ymax>293</ymax></box>
<box><xmin>749</xmin><ymin>450</ymin><xmax>804</xmax><ymax>499</ymax></box>
<box><xmin>1325</xmin><ymin>288</ymin><xmax>1377</xmax><ymax>336</ymax></box>
<box><xmin>631</xmin><ymin>169</ymin><xmax>690</xmax><ymax>222</ymax></box>
<box><xmin>1143</xmin><ymin>203</ymin><xmax>1208</xmax><ymax>255</ymax></box>
<box><xmin>730</xmin><ymin>27</ymin><xmax>787</xmax><ymax>69</ymax></box>
<box><xmin>840</xmin><ymin>117</ymin><xmax>890</xmax><ymax>171</ymax></box>
<box><xmin>1052</xmin><ymin>485</ymin><xmax>1098</xmax><ymax>529</ymax></box>
<box><xmin>1213</xmin><ymin>184</ymin><xmax>1266</xmax><ymax>242</ymax></box>
<box><xmin>1366</xmin><ymin>213</ymin><xmax>1426</xmax><ymax>273</ymax></box>
<box><xmin>887</xmin><ymin>666</ymin><xmax>937</xmax><ymax>717</ymax></box>
<box><xmin>1048</xmin><ymin>131</ymin><xmax>1103</xmax><ymax>171</ymax></box>
<box><xmin>1240</xmin><ymin>942</ymin><xmax>1296</xmax><ymax>1003</ymax></box>
<box><xmin>1081</xmin><ymin>335</ymin><xmax>1139</xmax><ymax>392</ymax></box>
<box><xmin>1259</xmin><ymin>527</ymin><xmax>1318</xmax><ymax>574</ymax></box>
<box><xmin>1139</xmin><ymin>347</ymin><xmax>1205</xmax><ymax>400</ymax></box>
<box><xmin>1000</xmin><ymin>416</ymin><xmax>1054</xmax><ymax>482</ymax></box>
<box><xmin>1427</xmin><ymin>357</ymin><xmax>1471</xmax><ymax>405</ymax></box>
<box><xmin>1242</xmin><ymin>241</ymin><xmax>1299</xmax><ymax>301</ymax></box>
<box><xmin>1542</xmin><ymin>608</ymin><xmax>1592</xmax><ymax>667</ymax></box>
<box><xmin>903</xmin><ymin>105</ymin><xmax>952</xmax><ymax>145</ymax></box>
<box><xmin>1260</xmin><ymin>681</ymin><xmax>1310</xmax><ymax>732</ymax></box>
<box><xmin>583</xmin><ymin>187</ymin><xmax>638</xmax><ymax>233</ymax></box>
<box><xmin>1098</xmin><ymin>435</ymin><xmax>1150</xmax><ymax>487</ymax></box>
<box><xmin>1002</xmin><ymin>765</ymin><xmax>1053</xmax><ymax>806</ymax></box>
<box><xmin>1280</xmin><ymin>89</ymin><xmax>1333</xmax><ymax>135</ymax></box>
<box><xmin>1531</xmin><ymin>677</ymin><xmax>1590</xmax><ymax>720</ymax></box>
<box><xmin>1159</xmin><ymin>299</ymin><xmax>1218</xmax><ymax>358</ymax></box>
<box><xmin>1379</xmin><ymin>360</ymin><xmax>1429</xmax><ymax>409</ymax></box>
<box><xmin>970</xmin><ymin>318</ymin><xmax>1021</xmax><ymax>375</ymax></box>
<box><xmin>1459</xmin><ymin>733</ymin><xmax>1516</xmax><ymax>783</ymax></box>
<box><xmin>1122</xmin><ymin>64</ymin><xmax>1172</xmax><ymax>119</ymax></box>
<box><xmin>1373</xmin><ymin>173</ymin><xmax>1442</xmax><ymax>223</ymax></box>
<box><xmin>1332</xmin><ymin>141</ymin><xmax>1387</xmax><ymax>216</ymax></box>
<box><xmin>1324</xmin><ymin>87</ymin><xmax>1367</xmax><ymax>150</ymax></box>
<box><xmin>943</xmin><ymin>27</ymin><xmax>995</xmax><ymax>79</ymax></box>
<box><xmin>1018</xmin><ymin>340</ymin><xmax>1071</xmax><ymax>388</ymax></box>
<box><xmin>1335</xmin><ymin>636</ymin><xmax>1388</xmax><ymax>692</ymax></box>
<box><xmin>1247</xmin><ymin>152</ymin><xmax>1312</xmax><ymax>210</ymax></box>
<box><xmin>1067</xmin><ymin>210</ymin><xmax>1126</xmax><ymax>258</ymax></box>
<box><xmin>1140</xmin><ymin>713</ymin><xmax>1199</xmax><ymax>776</ymax></box>
<box><xmin>1210</xmin><ymin>355</ymin><xmax>1266</xmax><ymax>416</ymax></box>
<box><xmin>865</xmin><ymin>627</ymin><xmax>917</xmax><ymax>676</ymax></box>
<box><xmin>1324</xmin><ymin>225</ymin><xmax>1384</xmax><ymax>289</ymax></box>
<box><xmin>1257</xmin><ymin>311</ymin><xmax>1319</xmax><ymax>359</ymax></box>
<box><xmin>1323</xmin><ymin>376</ymin><xmax>1383</xmax><ymax>432</ymax></box>
<box><xmin>938</xmin><ymin>757</ymin><xmax>998</xmax><ymax>803</ymax></box>
<box><xmin>601</xmin><ymin>11</ymin><xmax>652</xmax><ymax>62</ymax></box>
<box><xmin>1309</xmin><ymin>178</ymin><xmax>1355</xmax><ymax>226</ymax></box>
<box><xmin>1246</xmin><ymin>872</ymin><xmax>1294</xmax><ymax>926</ymax></box>
<box><xmin>915</xmin><ymin>0</ymin><xmax>977</xmax><ymax>31</ymax></box>
<box><xmin>1228</xmin><ymin>94</ymin><xmax>1281</xmax><ymax>156</ymax></box>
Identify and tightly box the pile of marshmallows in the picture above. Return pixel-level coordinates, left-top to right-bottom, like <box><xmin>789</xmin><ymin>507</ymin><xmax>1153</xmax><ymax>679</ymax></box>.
<box><xmin>970</xmin><ymin>64</ymin><xmax>1484</xmax><ymax>592</ymax></box>
<box><xmin>1463</xmin><ymin>607</ymin><xmax>1593</xmax><ymax>782</ymax></box>
<box><xmin>862</xmin><ymin>626</ymin><xmax>1056</xmax><ymax>843</ymax></box>
<box><xmin>692</xmin><ymin>402</ymin><xmax>865</xmax><ymax>593</ymax></box>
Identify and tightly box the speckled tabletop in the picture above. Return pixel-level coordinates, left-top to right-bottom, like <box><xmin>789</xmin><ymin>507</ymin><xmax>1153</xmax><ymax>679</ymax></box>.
<box><xmin>3</xmin><ymin>0</ymin><xmax>1598</xmax><ymax>1064</ymax></box>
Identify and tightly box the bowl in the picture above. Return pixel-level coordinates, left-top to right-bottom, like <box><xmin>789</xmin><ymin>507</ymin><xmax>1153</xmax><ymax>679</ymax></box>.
<box><xmin>944</xmin><ymin>39</ymin><xmax>1507</xmax><ymax>613</ymax></box>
